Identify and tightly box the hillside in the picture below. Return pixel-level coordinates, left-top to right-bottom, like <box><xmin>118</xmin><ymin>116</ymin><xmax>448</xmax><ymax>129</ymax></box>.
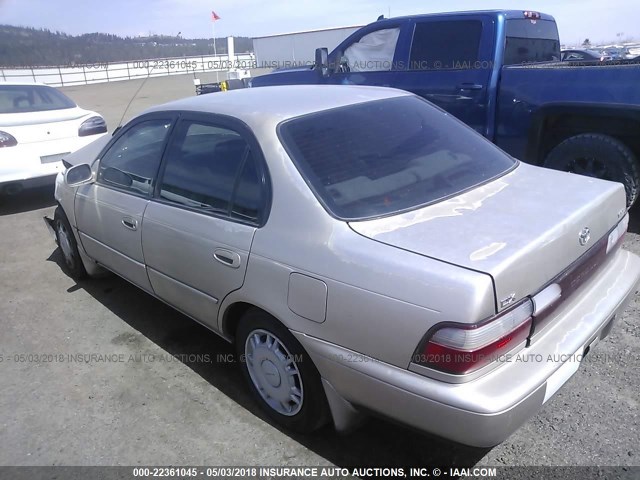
<box><xmin>0</xmin><ymin>25</ymin><xmax>253</xmax><ymax>67</ymax></box>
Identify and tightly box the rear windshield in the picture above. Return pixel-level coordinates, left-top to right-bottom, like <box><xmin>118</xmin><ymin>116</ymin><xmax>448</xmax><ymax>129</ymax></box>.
<box><xmin>504</xmin><ymin>19</ymin><xmax>560</xmax><ymax>65</ymax></box>
<box><xmin>279</xmin><ymin>95</ymin><xmax>516</xmax><ymax>220</ymax></box>
<box><xmin>0</xmin><ymin>85</ymin><xmax>76</xmax><ymax>114</ymax></box>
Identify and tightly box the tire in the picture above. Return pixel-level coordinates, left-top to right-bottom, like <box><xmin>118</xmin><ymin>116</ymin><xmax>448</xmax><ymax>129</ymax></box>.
<box><xmin>236</xmin><ymin>309</ymin><xmax>329</xmax><ymax>433</ymax></box>
<box><xmin>53</xmin><ymin>206</ymin><xmax>87</xmax><ymax>279</ymax></box>
<box><xmin>543</xmin><ymin>133</ymin><xmax>640</xmax><ymax>207</ymax></box>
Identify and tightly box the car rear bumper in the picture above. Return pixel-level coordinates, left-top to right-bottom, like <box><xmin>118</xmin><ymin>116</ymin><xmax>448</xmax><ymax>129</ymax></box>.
<box><xmin>293</xmin><ymin>248</ymin><xmax>640</xmax><ymax>447</ymax></box>
<box><xmin>0</xmin><ymin>173</ymin><xmax>58</xmax><ymax>193</ymax></box>
<box><xmin>0</xmin><ymin>134</ymin><xmax>106</xmax><ymax>192</ymax></box>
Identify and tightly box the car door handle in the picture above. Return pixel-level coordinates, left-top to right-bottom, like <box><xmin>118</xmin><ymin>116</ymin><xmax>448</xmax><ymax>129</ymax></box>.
<box><xmin>457</xmin><ymin>83</ymin><xmax>483</xmax><ymax>91</ymax></box>
<box><xmin>213</xmin><ymin>249</ymin><xmax>241</xmax><ymax>269</ymax></box>
<box><xmin>121</xmin><ymin>217</ymin><xmax>138</xmax><ymax>231</ymax></box>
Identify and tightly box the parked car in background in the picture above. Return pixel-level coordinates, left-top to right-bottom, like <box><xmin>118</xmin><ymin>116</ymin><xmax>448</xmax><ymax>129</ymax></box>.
<box><xmin>561</xmin><ymin>49</ymin><xmax>610</xmax><ymax>61</ymax></box>
<box><xmin>249</xmin><ymin>10</ymin><xmax>640</xmax><ymax>206</ymax></box>
<box><xmin>601</xmin><ymin>47</ymin><xmax>633</xmax><ymax>60</ymax></box>
<box><xmin>45</xmin><ymin>86</ymin><xmax>640</xmax><ymax>447</ymax></box>
<box><xmin>0</xmin><ymin>82</ymin><xmax>107</xmax><ymax>195</ymax></box>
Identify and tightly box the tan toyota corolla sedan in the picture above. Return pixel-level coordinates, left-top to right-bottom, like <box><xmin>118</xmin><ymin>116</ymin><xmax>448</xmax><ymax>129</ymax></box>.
<box><xmin>46</xmin><ymin>85</ymin><xmax>640</xmax><ymax>447</ymax></box>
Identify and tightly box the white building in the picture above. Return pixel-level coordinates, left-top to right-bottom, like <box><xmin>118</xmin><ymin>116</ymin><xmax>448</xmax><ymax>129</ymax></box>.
<box><xmin>253</xmin><ymin>25</ymin><xmax>362</xmax><ymax>69</ymax></box>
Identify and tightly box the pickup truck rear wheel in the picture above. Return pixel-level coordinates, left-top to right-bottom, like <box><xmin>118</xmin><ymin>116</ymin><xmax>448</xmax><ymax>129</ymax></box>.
<box><xmin>236</xmin><ymin>309</ymin><xmax>329</xmax><ymax>433</ymax></box>
<box><xmin>543</xmin><ymin>133</ymin><xmax>639</xmax><ymax>207</ymax></box>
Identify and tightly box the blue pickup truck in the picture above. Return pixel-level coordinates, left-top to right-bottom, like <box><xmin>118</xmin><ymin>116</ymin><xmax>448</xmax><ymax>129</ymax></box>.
<box><xmin>250</xmin><ymin>10</ymin><xmax>640</xmax><ymax>205</ymax></box>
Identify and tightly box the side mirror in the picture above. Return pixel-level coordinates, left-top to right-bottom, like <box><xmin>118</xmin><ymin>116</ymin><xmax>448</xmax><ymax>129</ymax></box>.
<box><xmin>314</xmin><ymin>47</ymin><xmax>330</xmax><ymax>78</ymax></box>
<box><xmin>64</xmin><ymin>163</ymin><xmax>93</xmax><ymax>187</ymax></box>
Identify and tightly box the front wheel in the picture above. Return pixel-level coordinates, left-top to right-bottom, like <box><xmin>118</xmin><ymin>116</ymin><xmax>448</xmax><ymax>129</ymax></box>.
<box><xmin>54</xmin><ymin>206</ymin><xmax>87</xmax><ymax>279</ymax></box>
<box><xmin>236</xmin><ymin>309</ymin><xmax>329</xmax><ymax>432</ymax></box>
<box><xmin>543</xmin><ymin>133</ymin><xmax>640</xmax><ymax>207</ymax></box>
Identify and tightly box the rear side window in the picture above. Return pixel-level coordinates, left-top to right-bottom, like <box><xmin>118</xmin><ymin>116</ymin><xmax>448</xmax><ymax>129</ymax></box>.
<box><xmin>410</xmin><ymin>21</ymin><xmax>482</xmax><ymax>70</ymax></box>
<box><xmin>504</xmin><ymin>19</ymin><xmax>560</xmax><ymax>65</ymax></box>
<box><xmin>158</xmin><ymin>120</ymin><xmax>266</xmax><ymax>223</ymax></box>
<box><xmin>279</xmin><ymin>96</ymin><xmax>515</xmax><ymax>220</ymax></box>
<box><xmin>231</xmin><ymin>156</ymin><xmax>263</xmax><ymax>222</ymax></box>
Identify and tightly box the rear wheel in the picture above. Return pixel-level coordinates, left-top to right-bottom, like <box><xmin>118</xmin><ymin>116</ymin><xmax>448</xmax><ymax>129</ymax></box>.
<box><xmin>54</xmin><ymin>206</ymin><xmax>87</xmax><ymax>279</ymax></box>
<box><xmin>543</xmin><ymin>133</ymin><xmax>640</xmax><ymax>207</ymax></box>
<box><xmin>236</xmin><ymin>309</ymin><xmax>329</xmax><ymax>432</ymax></box>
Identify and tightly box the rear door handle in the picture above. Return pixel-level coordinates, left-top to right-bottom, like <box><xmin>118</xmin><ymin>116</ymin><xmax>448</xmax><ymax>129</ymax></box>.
<box><xmin>213</xmin><ymin>248</ymin><xmax>241</xmax><ymax>269</ymax></box>
<box><xmin>457</xmin><ymin>83</ymin><xmax>483</xmax><ymax>91</ymax></box>
<box><xmin>121</xmin><ymin>217</ymin><xmax>138</xmax><ymax>231</ymax></box>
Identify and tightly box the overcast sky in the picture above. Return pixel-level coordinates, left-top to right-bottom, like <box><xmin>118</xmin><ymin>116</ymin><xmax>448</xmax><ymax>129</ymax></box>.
<box><xmin>0</xmin><ymin>0</ymin><xmax>636</xmax><ymax>45</ymax></box>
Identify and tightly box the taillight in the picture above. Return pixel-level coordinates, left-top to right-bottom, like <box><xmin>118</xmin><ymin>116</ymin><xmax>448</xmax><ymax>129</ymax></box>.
<box><xmin>413</xmin><ymin>299</ymin><xmax>533</xmax><ymax>375</ymax></box>
<box><xmin>78</xmin><ymin>116</ymin><xmax>107</xmax><ymax>137</ymax></box>
<box><xmin>523</xmin><ymin>11</ymin><xmax>541</xmax><ymax>20</ymax></box>
<box><xmin>0</xmin><ymin>130</ymin><xmax>18</xmax><ymax>148</ymax></box>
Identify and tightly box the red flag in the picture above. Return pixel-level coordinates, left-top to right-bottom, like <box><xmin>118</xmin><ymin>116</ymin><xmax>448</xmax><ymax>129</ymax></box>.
<box><xmin>211</xmin><ymin>10</ymin><xmax>221</xmax><ymax>21</ymax></box>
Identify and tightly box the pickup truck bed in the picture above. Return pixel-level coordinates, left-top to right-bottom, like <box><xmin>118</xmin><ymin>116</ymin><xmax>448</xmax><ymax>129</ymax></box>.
<box><xmin>497</xmin><ymin>60</ymin><xmax>640</xmax><ymax>164</ymax></box>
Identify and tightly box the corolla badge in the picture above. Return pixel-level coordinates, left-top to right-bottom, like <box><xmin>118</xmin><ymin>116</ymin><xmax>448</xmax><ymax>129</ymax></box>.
<box><xmin>579</xmin><ymin>227</ymin><xmax>591</xmax><ymax>246</ymax></box>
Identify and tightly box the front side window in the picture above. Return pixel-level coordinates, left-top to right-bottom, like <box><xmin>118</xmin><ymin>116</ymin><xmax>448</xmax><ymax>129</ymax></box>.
<box><xmin>97</xmin><ymin>119</ymin><xmax>172</xmax><ymax>195</ymax></box>
<box><xmin>409</xmin><ymin>20</ymin><xmax>482</xmax><ymax>70</ymax></box>
<box><xmin>279</xmin><ymin>95</ymin><xmax>515</xmax><ymax>220</ymax></box>
<box><xmin>343</xmin><ymin>28</ymin><xmax>401</xmax><ymax>72</ymax></box>
<box><xmin>159</xmin><ymin>120</ymin><xmax>265</xmax><ymax>223</ymax></box>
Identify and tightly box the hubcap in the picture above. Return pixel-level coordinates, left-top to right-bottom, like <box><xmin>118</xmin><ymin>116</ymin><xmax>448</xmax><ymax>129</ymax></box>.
<box><xmin>244</xmin><ymin>329</ymin><xmax>303</xmax><ymax>416</ymax></box>
<box><xmin>56</xmin><ymin>222</ymin><xmax>75</xmax><ymax>268</ymax></box>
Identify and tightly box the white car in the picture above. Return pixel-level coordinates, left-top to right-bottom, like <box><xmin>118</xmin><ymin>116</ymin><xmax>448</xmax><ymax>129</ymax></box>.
<box><xmin>0</xmin><ymin>82</ymin><xmax>108</xmax><ymax>195</ymax></box>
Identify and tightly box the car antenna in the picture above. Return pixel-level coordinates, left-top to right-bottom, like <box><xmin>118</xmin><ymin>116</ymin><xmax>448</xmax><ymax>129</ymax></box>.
<box><xmin>116</xmin><ymin>64</ymin><xmax>157</xmax><ymax>130</ymax></box>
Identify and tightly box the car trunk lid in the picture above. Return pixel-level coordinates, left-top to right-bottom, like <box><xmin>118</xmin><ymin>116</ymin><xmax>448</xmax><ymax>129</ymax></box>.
<box><xmin>0</xmin><ymin>107</ymin><xmax>90</xmax><ymax>143</ymax></box>
<box><xmin>62</xmin><ymin>134</ymin><xmax>111</xmax><ymax>166</ymax></box>
<box><xmin>349</xmin><ymin>163</ymin><xmax>626</xmax><ymax>321</ymax></box>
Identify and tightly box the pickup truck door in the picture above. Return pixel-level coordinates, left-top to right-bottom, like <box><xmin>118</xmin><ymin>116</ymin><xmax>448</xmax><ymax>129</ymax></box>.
<box><xmin>141</xmin><ymin>113</ymin><xmax>269</xmax><ymax>333</ymax></box>
<box><xmin>325</xmin><ymin>21</ymin><xmax>412</xmax><ymax>88</ymax></box>
<box><xmin>393</xmin><ymin>16</ymin><xmax>496</xmax><ymax>136</ymax></box>
<box><xmin>74</xmin><ymin>114</ymin><xmax>176</xmax><ymax>293</ymax></box>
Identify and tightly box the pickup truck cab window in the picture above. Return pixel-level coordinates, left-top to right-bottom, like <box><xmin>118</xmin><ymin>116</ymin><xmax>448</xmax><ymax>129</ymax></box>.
<box><xmin>409</xmin><ymin>20</ymin><xmax>482</xmax><ymax>70</ymax></box>
<box><xmin>97</xmin><ymin>119</ymin><xmax>172</xmax><ymax>196</ymax></box>
<box><xmin>343</xmin><ymin>28</ymin><xmax>401</xmax><ymax>72</ymax></box>
<box><xmin>504</xmin><ymin>19</ymin><xmax>560</xmax><ymax>65</ymax></box>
